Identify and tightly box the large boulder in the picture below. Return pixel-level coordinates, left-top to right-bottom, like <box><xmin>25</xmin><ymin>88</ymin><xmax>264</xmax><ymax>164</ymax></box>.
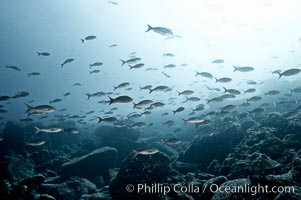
<box><xmin>59</xmin><ymin>147</ymin><xmax>117</xmax><ymax>183</ymax></box>
<box><xmin>178</xmin><ymin>124</ymin><xmax>244</xmax><ymax>170</ymax></box>
<box><xmin>109</xmin><ymin>151</ymin><xmax>171</xmax><ymax>200</ymax></box>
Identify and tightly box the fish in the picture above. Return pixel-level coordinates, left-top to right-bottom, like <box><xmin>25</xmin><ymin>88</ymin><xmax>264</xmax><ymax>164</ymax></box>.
<box><xmin>133</xmin><ymin>100</ymin><xmax>153</xmax><ymax>109</ymax></box>
<box><xmin>239</xmin><ymin>102</ymin><xmax>251</xmax><ymax>107</ymax></box>
<box><xmin>108</xmin><ymin>96</ymin><xmax>133</xmax><ymax>104</ymax></box>
<box><xmin>90</xmin><ymin>70</ymin><xmax>100</xmax><ymax>74</ymax></box>
<box><xmin>233</xmin><ymin>66</ymin><xmax>254</xmax><ymax>72</ymax></box>
<box><xmin>63</xmin><ymin>92</ymin><xmax>71</xmax><ymax>97</ymax></box>
<box><xmin>86</xmin><ymin>92</ymin><xmax>106</xmax><ymax>100</ymax></box>
<box><xmin>195</xmin><ymin>72</ymin><xmax>213</xmax><ymax>79</ymax></box>
<box><xmin>89</xmin><ymin>62</ymin><xmax>103</xmax><ymax>68</ymax></box>
<box><xmin>114</xmin><ymin>82</ymin><xmax>130</xmax><ymax>90</ymax></box>
<box><xmin>184</xmin><ymin>97</ymin><xmax>200</xmax><ymax>102</ymax></box>
<box><xmin>108</xmin><ymin>1</ymin><xmax>118</xmax><ymax>5</ymax></box>
<box><xmin>247</xmin><ymin>80</ymin><xmax>257</xmax><ymax>85</ymax></box>
<box><xmin>81</xmin><ymin>35</ymin><xmax>96</xmax><ymax>43</ymax></box>
<box><xmin>220</xmin><ymin>104</ymin><xmax>236</xmax><ymax>112</ymax></box>
<box><xmin>0</xmin><ymin>96</ymin><xmax>11</xmax><ymax>101</ymax></box>
<box><xmin>223</xmin><ymin>87</ymin><xmax>241</xmax><ymax>95</ymax></box>
<box><xmin>97</xmin><ymin>117</ymin><xmax>117</xmax><ymax>123</ymax></box>
<box><xmin>28</xmin><ymin>72</ymin><xmax>40</xmax><ymax>77</ymax></box>
<box><xmin>249</xmin><ymin>108</ymin><xmax>265</xmax><ymax>114</ymax></box>
<box><xmin>132</xmin><ymin>148</ymin><xmax>160</xmax><ymax>159</ymax></box>
<box><xmin>0</xmin><ymin>109</ymin><xmax>8</xmax><ymax>113</ymax></box>
<box><xmin>12</xmin><ymin>91</ymin><xmax>30</xmax><ymax>99</ymax></box>
<box><xmin>128</xmin><ymin>122</ymin><xmax>147</xmax><ymax>129</ymax></box>
<box><xmin>163</xmin><ymin>53</ymin><xmax>175</xmax><ymax>57</ymax></box>
<box><xmin>247</xmin><ymin>96</ymin><xmax>262</xmax><ymax>102</ymax></box>
<box><xmin>206</xmin><ymin>85</ymin><xmax>221</xmax><ymax>92</ymax></box>
<box><xmin>73</xmin><ymin>83</ymin><xmax>82</xmax><ymax>87</ymax></box>
<box><xmin>120</xmin><ymin>58</ymin><xmax>142</xmax><ymax>66</ymax></box>
<box><xmin>173</xmin><ymin>107</ymin><xmax>184</xmax><ymax>114</ymax></box>
<box><xmin>290</xmin><ymin>86</ymin><xmax>301</xmax><ymax>93</ymax></box>
<box><xmin>162</xmin><ymin>120</ymin><xmax>175</xmax><ymax>126</ymax></box>
<box><xmin>25</xmin><ymin>140</ymin><xmax>46</xmax><ymax>146</ymax></box>
<box><xmin>35</xmin><ymin>126</ymin><xmax>63</xmax><ymax>134</ymax></box>
<box><xmin>164</xmin><ymin>64</ymin><xmax>176</xmax><ymax>68</ymax></box>
<box><xmin>109</xmin><ymin>44</ymin><xmax>118</xmax><ymax>48</ymax></box>
<box><xmin>140</xmin><ymin>85</ymin><xmax>152</xmax><ymax>90</ymax></box>
<box><xmin>50</xmin><ymin>99</ymin><xmax>62</xmax><ymax>104</ymax></box>
<box><xmin>215</xmin><ymin>77</ymin><xmax>232</xmax><ymax>83</ymax></box>
<box><xmin>6</xmin><ymin>65</ymin><xmax>21</xmax><ymax>71</ymax></box>
<box><xmin>37</xmin><ymin>52</ymin><xmax>50</xmax><ymax>56</ymax></box>
<box><xmin>206</xmin><ymin>97</ymin><xmax>223</xmax><ymax>104</ymax></box>
<box><xmin>177</xmin><ymin>90</ymin><xmax>194</xmax><ymax>96</ymax></box>
<box><xmin>146</xmin><ymin>24</ymin><xmax>173</xmax><ymax>36</ymax></box>
<box><xmin>275</xmin><ymin>68</ymin><xmax>301</xmax><ymax>78</ymax></box>
<box><xmin>61</xmin><ymin>58</ymin><xmax>74</xmax><ymax>68</ymax></box>
<box><xmin>244</xmin><ymin>88</ymin><xmax>256</xmax><ymax>94</ymax></box>
<box><xmin>264</xmin><ymin>90</ymin><xmax>280</xmax><ymax>96</ymax></box>
<box><xmin>162</xmin><ymin>72</ymin><xmax>171</xmax><ymax>78</ymax></box>
<box><xmin>182</xmin><ymin>117</ymin><xmax>205</xmax><ymax>125</ymax></box>
<box><xmin>129</xmin><ymin>63</ymin><xmax>144</xmax><ymax>69</ymax></box>
<box><xmin>145</xmin><ymin>67</ymin><xmax>158</xmax><ymax>71</ymax></box>
<box><xmin>25</xmin><ymin>104</ymin><xmax>55</xmax><ymax>114</ymax></box>
<box><xmin>150</xmin><ymin>102</ymin><xmax>165</xmax><ymax>108</ymax></box>
<box><xmin>163</xmin><ymin>138</ymin><xmax>181</xmax><ymax>145</ymax></box>
<box><xmin>192</xmin><ymin>106</ymin><xmax>205</xmax><ymax>112</ymax></box>
<box><xmin>149</xmin><ymin>86</ymin><xmax>170</xmax><ymax>93</ymax></box>
<box><xmin>212</xmin><ymin>59</ymin><xmax>224</xmax><ymax>64</ymax></box>
<box><xmin>65</xmin><ymin>128</ymin><xmax>80</xmax><ymax>134</ymax></box>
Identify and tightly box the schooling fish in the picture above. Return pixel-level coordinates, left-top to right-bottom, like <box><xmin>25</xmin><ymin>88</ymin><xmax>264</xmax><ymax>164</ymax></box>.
<box><xmin>132</xmin><ymin>148</ymin><xmax>160</xmax><ymax>159</ymax></box>
<box><xmin>275</xmin><ymin>68</ymin><xmax>301</xmax><ymax>78</ymax></box>
<box><xmin>146</xmin><ymin>24</ymin><xmax>173</xmax><ymax>36</ymax></box>
<box><xmin>61</xmin><ymin>58</ymin><xmax>74</xmax><ymax>68</ymax></box>
<box><xmin>81</xmin><ymin>35</ymin><xmax>96</xmax><ymax>43</ymax></box>
<box><xmin>233</xmin><ymin>66</ymin><xmax>254</xmax><ymax>72</ymax></box>
<box><xmin>35</xmin><ymin>126</ymin><xmax>63</xmax><ymax>134</ymax></box>
<box><xmin>37</xmin><ymin>52</ymin><xmax>50</xmax><ymax>56</ymax></box>
<box><xmin>120</xmin><ymin>58</ymin><xmax>141</xmax><ymax>66</ymax></box>
<box><xmin>178</xmin><ymin>90</ymin><xmax>194</xmax><ymax>96</ymax></box>
<box><xmin>97</xmin><ymin>116</ymin><xmax>117</xmax><ymax>123</ymax></box>
<box><xmin>163</xmin><ymin>138</ymin><xmax>181</xmax><ymax>145</ymax></box>
<box><xmin>108</xmin><ymin>96</ymin><xmax>133</xmax><ymax>105</ymax></box>
<box><xmin>25</xmin><ymin>104</ymin><xmax>55</xmax><ymax>114</ymax></box>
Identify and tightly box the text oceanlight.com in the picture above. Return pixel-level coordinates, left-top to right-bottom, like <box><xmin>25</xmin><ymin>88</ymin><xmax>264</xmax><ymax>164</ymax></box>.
<box><xmin>126</xmin><ymin>183</ymin><xmax>295</xmax><ymax>196</ymax></box>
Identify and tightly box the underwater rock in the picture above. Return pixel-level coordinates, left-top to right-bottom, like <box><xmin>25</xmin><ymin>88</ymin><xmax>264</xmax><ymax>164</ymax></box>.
<box><xmin>41</xmin><ymin>177</ymin><xmax>97</xmax><ymax>200</ymax></box>
<box><xmin>109</xmin><ymin>151</ymin><xmax>171</xmax><ymax>200</ymax></box>
<box><xmin>206</xmin><ymin>159</ymin><xmax>221</xmax><ymax>176</ymax></box>
<box><xmin>211</xmin><ymin>178</ymin><xmax>252</xmax><ymax>200</ymax></box>
<box><xmin>179</xmin><ymin>123</ymin><xmax>244</xmax><ymax>169</ymax></box>
<box><xmin>105</xmin><ymin>139</ymin><xmax>142</xmax><ymax>166</ymax></box>
<box><xmin>95</xmin><ymin>126</ymin><xmax>141</xmax><ymax>143</ymax></box>
<box><xmin>260</xmin><ymin>112</ymin><xmax>291</xmax><ymax>138</ymax></box>
<box><xmin>0</xmin><ymin>153</ymin><xmax>35</xmax><ymax>181</ymax></box>
<box><xmin>202</xmin><ymin>176</ymin><xmax>228</xmax><ymax>199</ymax></box>
<box><xmin>148</xmin><ymin>142</ymin><xmax>179</xmax><ymax>163</ymax></box>
<box><xmin>59</xmin><ymin>147</ymin><xmax>117</xmax><ymax>183</ymax></box>
<box><xmin>240</xmin><ymin>119</ymin><xmax>258</xmax><ymax>131</ymax></box>
<box><xmin>0</xmin><ymin>121</ymin><xmax>26</xmax><ymax>154</ymax></box>
<box><xmin>80</xmin><ymin>186</ymin><xmax>112</xmax><ymax>200</ymax></box>
<box><xmin>229</xmin><ymin>152</ymin><xmax>280</xmax><ymax>179</ymax></box>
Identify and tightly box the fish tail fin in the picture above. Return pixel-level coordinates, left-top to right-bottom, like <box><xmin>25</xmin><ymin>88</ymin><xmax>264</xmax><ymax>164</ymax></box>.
<box><xmin>108</xmin><ymin>96</ymin><xmax>114</xmax><ymax>105</ymax></box>
<box><xmin>149</xmin><ymin>89</ymin><xmax>153</xmax><ymax>94</ymax></box>
<box><xmin>205</xmin><ymin>99</ymin><xmax>210</xmax><ymax>104</ymax></box>
<box><xmin>113</xmin><ymin>87</ymin><xmax>117</xmax><ymax>90</ymax></box>
<box><xmin>24</xmin><ymin>103</ymin><xmax>32</xmax><ymax>113</ymax></box>
<box><xmin>120</xmin><ymin>59</ymin><xmax>126</xmax><ymax>66</ymax></box>
<box><xmin>133</xmin><ymin>103</ymin><xmax>137</xmax><ymax>109</ymax></box>
<box><xmin>214</xmin><ymin>77</ymin><xmax>218</xmax><ymax>82</ymax></box>
<box><xmin>223</xmin><ymin>87</ymin><xmax>227</xmax><ymax>93</ymax></box>
<box><xmin>146</xmin><ymin>24</ymin><xmax>153</xmax><ymax>32</ymax></box>
<box><xmin>97</xmin><ymin>117</ymin><xmax>102</xmax><ymax>123</ymax></box>
<box><xmin>275</xmin><ymin>71</ymin><xmax>281</xmax><ymax>78</ymax></box>
<box><xmin>181</xmin><ymin>118</ymin><xmax>187</xmax><ymax>125</ymax></box>
<box><xmin>273</xmin><ymin>102</ymin><xmax>277</xmax><ymax>107</ymax></box>
<box><xmin>34</xmin><ymin>127</ymin><xmax>40</xmax><ymax>135</ymax></box>
<box><xmin>37</xmin><ymin>52</ymin><xmax>41</xmax><ymax>56</ymax></box>
<box><xmin>177</xmin><ymin>91</ymin><xmax>181</xmax><ymax>96</ymax></box>
<box><xmin>89</xmin><ymin>71</ymin><xmax>92</xmax><ymax>75</ymax></box>
<box><xmin>233</xmin><ymin>66</ymin><xmax>237</xmax><ymax>72</ymax></box>
<box><xmin>195</xmin><ymin>71</ymin><xmax>199</xmax><ymax>76</ymax></box>
<box><xmin>89</xmin><ymin>64</ymin><xmax>92</xmax><ymax>68</ymax></box>
<box><xmin>86</xmin><ymin>94</ymin><xmax>91</xmax><ymax>100</ymax></box>
<box><xmin>132</xmin><ymin>150</ymin><xmax>139</xmax><ymax>159</ymax></box>
<box><xmin>129</xmin><ymin>65</ymin><xmax>133</xmax><ymax>69</ymax></box>
<box><xmin>140</xmin><ymin>87</ymin><xmax>143</xmax><ymax>91</ymax></box>
<box><xmin>173</xmin><ymin>111</ymin><xmax>176</xmax><ymax>115</ymax></box>
<box><xmin>264</xmin><ymin>93</ymin><xmax>267</xmax><ymax>96</ymax></box>
<box><xmin>61</xmin><ymin>63</ymin><xmax>64</xmax><ymax>68</ymax></box>
<box><xmin>81</xmin><ymin>39</ymin><xmax>84</xmax><ymax>44</ymax></box>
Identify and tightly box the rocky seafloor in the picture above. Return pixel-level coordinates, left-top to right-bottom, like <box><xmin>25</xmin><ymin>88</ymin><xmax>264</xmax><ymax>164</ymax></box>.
<box><xmin>0</xmin><ymin>113</ymin><xmax>301</xmax><ymax>200</ymax></box>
